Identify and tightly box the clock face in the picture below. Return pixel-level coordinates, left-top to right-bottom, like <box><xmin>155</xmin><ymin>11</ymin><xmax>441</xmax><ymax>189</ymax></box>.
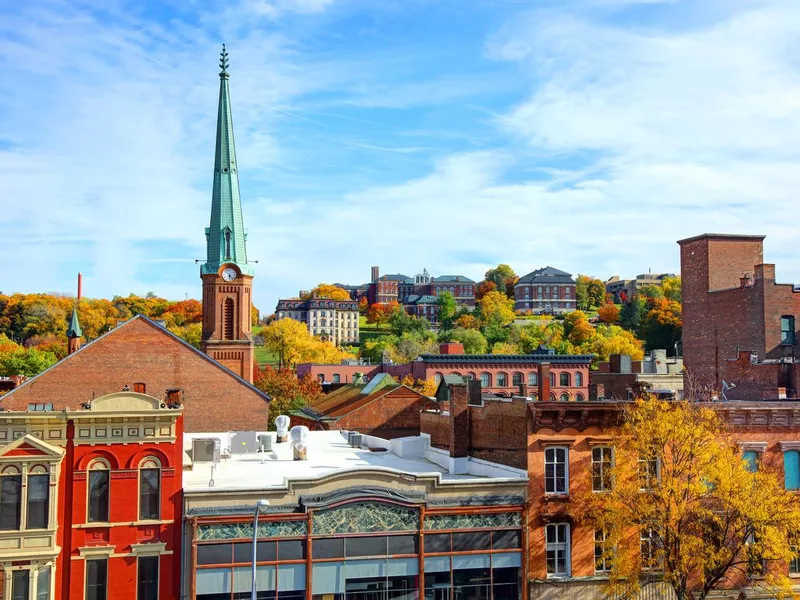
<box><xmin>221</xmin><ymin>267</ymin><xmax>238</xmax><ymax>282</ymax></box>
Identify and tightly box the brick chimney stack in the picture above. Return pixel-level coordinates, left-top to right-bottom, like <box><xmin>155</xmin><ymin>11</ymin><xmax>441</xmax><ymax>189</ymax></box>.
<box><xmin>538</xmin><ymin>362</ymin><xmax>551</xmax><ymax>401</ymax></box>
<box><xmin>448</xmin><ymin>381</ymin><xmax>472</xmax><ymax>474</ymax></box>
<box><xmin>371</xmin><ymin>266</ymin><xmax>379</xmax><ymax>283</ymax></box>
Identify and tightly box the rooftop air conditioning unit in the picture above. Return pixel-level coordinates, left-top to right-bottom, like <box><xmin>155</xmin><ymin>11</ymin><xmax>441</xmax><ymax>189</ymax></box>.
<box><xmin>349</xmin><ymin>434</ymin><xmax>363</xmax><ymax>448</ymax></box>
<box><xmin>259</xmin><ymin>433</ymin><xmax>273</xmax><ymax>452</ymax></box>
<box><xmin>230</xmin><ymin>431</ymin><xmax>259</xmax><ymax>454</ymax></box>
<box><xmin>192</xmin><ymin>438</ymin><xmax>221</xmax><ymax>463</ymax></box>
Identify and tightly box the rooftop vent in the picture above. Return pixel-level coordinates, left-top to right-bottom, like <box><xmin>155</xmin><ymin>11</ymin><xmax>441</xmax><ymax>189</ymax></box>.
<box><xmin>192</xmin><ymin>438</ymin><xmax>221</xmax><ymax>463</ymax></box>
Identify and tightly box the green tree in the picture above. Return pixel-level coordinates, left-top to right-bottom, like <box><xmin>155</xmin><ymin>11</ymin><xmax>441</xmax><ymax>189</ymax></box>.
<box><xmin>0</xmin><ymin>347</ymin><xmax>59</xmax><ymax>377</ymax></box>
<box><xmin>641</xmin><ymin>298</ymin><xmax>682</xmax><ymax>354</ymax></box>
<box><xmin>662</xmin><ymin>276</ymin><xmax>682</xmax><ymax>303</ymax></box>
<box><xmin>388</xmin><ymin>310</ymin><xmax>429</xmax><ymax>337</ymax></box>
<box><xmin>442</xmin><ymin>328</ymin><xmax>488</xmax><ymax>354</ymax></box>
<box><xmin>619</xmin><ymin>296</ymin><xmax>646</xmax><ymax>333</ymax></box>
<box><xmin>436</xmin><ymin>292</ymin><xmax>458</xmax><ymax>331</ymax></box>
<box><xmin>387</xmin><ymin>332</ymin><xmax>439</xmax><ymax>363</ymax></box>
<box><xmin>484</xmin><ymin>264</ymin><xmax>517</xmax><ymax>298</ymax></box>
<box><xmin>639</xmin><ymin>284</ymin><xmax>665</xmax><ymax>300</ymax></box>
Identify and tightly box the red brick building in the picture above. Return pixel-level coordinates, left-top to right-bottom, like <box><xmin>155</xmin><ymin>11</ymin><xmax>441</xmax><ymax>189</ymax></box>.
<box><xmin>0</xmin><ymin>392</ymin><xmax>183</xmax><ymax>600</ymax></box>
<box><xmin>289</xmin><ymin>374</ymin><xmax>430</xmax><ymax>438</ymax></box>
<box><xmin>679</xmin><ymin>233</ymin><xmax>800</xmax><ymax>394</ymax></box>
<box><xmin>0</xmin><ymin>315</ymin><xmax>271</xmax><ymax>433</ymax></box>
<box><xmin>514</xmin><ymin>267</ymin><xmax>577</xmax><ymax>314</ymax></box>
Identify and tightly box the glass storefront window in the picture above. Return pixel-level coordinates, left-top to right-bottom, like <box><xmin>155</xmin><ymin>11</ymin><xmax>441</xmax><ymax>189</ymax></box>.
<box><xmin>312</xmin><ymin>558</ymin><xmax>419</xmax><ymax>600</ymax></box>
<box><xmin>452</xmin><ymin>555</ymin><xmax>490</xmax><ymax>599</ymax></box>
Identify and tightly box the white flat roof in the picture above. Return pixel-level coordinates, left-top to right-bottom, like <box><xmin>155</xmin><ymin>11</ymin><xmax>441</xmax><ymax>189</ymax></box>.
<box><xmin>183</xmin><ymin>430</ymin><xmax>526</xmax><ymax>493</ymax></box>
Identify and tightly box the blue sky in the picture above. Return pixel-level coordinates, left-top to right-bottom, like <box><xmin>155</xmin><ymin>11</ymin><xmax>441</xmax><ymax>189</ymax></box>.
<box><xmin>1</xmin><ymin>0</ymin><xmax>800</xmax><ymax>312</ymax></box>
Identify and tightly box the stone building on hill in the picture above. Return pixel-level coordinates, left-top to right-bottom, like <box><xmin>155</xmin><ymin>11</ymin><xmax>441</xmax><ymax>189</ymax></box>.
<box><xmin>513</xmin><ymin>267</ymin><xmax>577</xmax><ymax>314</ymax></box>
<box><xmin>274</xmin><ymin>297</ymin><xmax>360</xmax><ymax>344</ymax></box>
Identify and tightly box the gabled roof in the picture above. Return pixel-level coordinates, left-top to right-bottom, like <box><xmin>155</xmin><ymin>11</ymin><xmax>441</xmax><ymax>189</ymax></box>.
<box><xmin>406</xmin><ymin>295</ymin><xmax>438</xmax><ymax>305</ymax></box>
<box><xmin>517</xmin><ymin>266</ymin><xmax>575</xmax><ymax>285</ymax></box>
<box><xmin>0</xmin><ymin>434</ymin><xmax>65</xmax><ymax>459</ymax></box>
<box><xmin>0</xmin><ymin>314</ymin><xmax>271</xmax><ymax>407</ymax></box>
<box><xmin>434</xmin><ymin>275</ymin><xmax>475</xmax><ymax>284</ymax></box>
<box><xmin>295</xmin><ymin>377</ymin><xmax>424</xmax><ymax>422</ymax></box>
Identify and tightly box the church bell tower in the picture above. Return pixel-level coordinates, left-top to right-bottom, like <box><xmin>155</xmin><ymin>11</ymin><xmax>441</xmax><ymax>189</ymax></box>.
<box><xmin>200</xmin><ymin>45</ymin><xmax>255</xmax><ymax>382</ymax></box>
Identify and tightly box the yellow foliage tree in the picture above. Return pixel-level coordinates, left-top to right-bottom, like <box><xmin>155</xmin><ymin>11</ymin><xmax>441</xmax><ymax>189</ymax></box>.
<box><xmin>478</xmin><ymin>291</ymin><xmax>515</xmax><ymax>326</ymax></box>
<box><xmin>490</xmin><ymin>341</ymin><xmax>519</xmax><ymax>355</ymax></box>
<box><xmin>579</xmin><ymin>397</ymin><xmax>800</xmax><ymax>600</ymax></box>
<box><xmin>400</xmin><ymin>375</ymin><xmax>438</xmax><ymax>396</ymax></box>
<box><xmin>302</xmin><ymin>284</ymin><xmax>351</xmax><ymax>302</ymax></box>
<box><xmin>260</xmin><ymin>318</ymin><xmax>348</xmax><ymax>368</ymax></box>
<box><xmin>586</xmin><ymin>324</ymin><xmax>644</xmax><ymax>363</ymax></box>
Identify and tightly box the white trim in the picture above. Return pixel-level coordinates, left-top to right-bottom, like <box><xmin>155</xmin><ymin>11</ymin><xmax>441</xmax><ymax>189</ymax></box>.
<box><xmin>78</xmin><ymin>545</ymin><xmax>115</xmax><ymax>558</ymax></box>
<box><xmin>739</xmin><ymin>442</ymin><xmax>768</xmax><ymax>452</ymax></box>
<box><xmin>130</xmin><ymin>542</ymin><xmax>167</xmax><ymax>557</ymax></box>
<box><xmin>780</xmin><ymin>442</ymin><xmax>800</xmax><ymax>451</ymax></box>
<box><xmin>545</xmin><ymin>522</ymin><xmax>571</xmax><ymax>578</ymax></box>
<box><xmin>545</xmin><ymin>446</ymin><xmax>569</xmax><ymax>495</ymax></box>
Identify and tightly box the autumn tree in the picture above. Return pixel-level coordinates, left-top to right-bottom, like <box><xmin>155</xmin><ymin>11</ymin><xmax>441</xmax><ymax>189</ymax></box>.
<box><xmin>475</xmin><ymin>280</ymin><xmax>496</xmax><ymax>302</ymax></box>
<box><xmin>586</xmin><ymin>324</ymin><xmax>644</xmax><ymax>363</ymax></box>
<box><xmin>454</xmin><ymin>314</ymin><xmax>480</xmax><ymax>330</ymax></box>
<box><xmin>388</xmin><ymin>310</ymin><xmax>429</xmax><ymax>337</ymax></box>
<box><xmin>0</xmin><ymin>335</ymin><xmax>58</xmax><ymax>377</ymax></box>
<box><xmin>400</xmin><ymin>375</ymin><xmax>438</xmax><ymax>396</ymax></box>
<box><xmin>302</xmin><ymin>284</ymin><xmax>351</xmax><ymax>302</ymax></box>
<box><xmin>358</xmin><ymin>297</ymin><xmax>368</xmax><ymax>314</ymax></box>
<box><xmin>579</xmin><ymin>397</ymin><xmax>800</xmax><ymax>600</ymax></box>
<box><xmin>436</xmin><ymin>291</ymin><xmax>458</xmax><ymax>331</ymax></box>
<box><xmin>619</xmin><ymin>295</ymin><xmax>646</xmax><ymax>332</ymax></box>
<box><xmin>641</xmin><ymin>298</ymin><xmax>682</xmax><ymax>354</ymax></box>
<box><xmin>441</xmin><ymin>328</ymin><xmax>488</xmax><ymax>354</ymax></box>
<box><xmin>639</xmin><ymin>284</ymin><xmax>665</xmax><ymax>300</ymax></box>
<box><xmin>576</xmin><ymin>275</ymin><xmax>606</xmax><ymax>310</ymax></box>
<box><xmin>484</xmin><ymin>264</ymin><xmax>517</xmax><ymax>298</ymax></box>
<box><xmin>597</xmin><ymin>302</ymin><xmax>620</xmax><ymax>324</ymax></box>
<box><xmin>662</xmin><ymin>276</ymin><xmax>682</xmax><ymax>303</ymax></box>
<box><xmin>260</xmin><ymin>318</ymin><xmax>348</xmax><ymax>368</ymax></box>
<box><xmin>477</xmin><ymin>291</ymin><xmax>515</xmax><ymax>327</ymax></box>
<box><xmin>563</xmin><ymin>310</ymin><xmax>594</xmax><ymax>345</ymax></box>
<box><xmin>253</xmin><ymin>366</ymin><xmax>322</xmax><ymax>429</ymax></box>
<box><xmin>366</xmin><ymin>302</ymin><xmax>400</xmax><ymax>326</ymax></box>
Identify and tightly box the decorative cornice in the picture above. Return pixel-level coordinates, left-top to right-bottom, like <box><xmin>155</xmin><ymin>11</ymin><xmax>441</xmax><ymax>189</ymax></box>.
<box><xmin>300</xmin><ymin>486</ymin><xmax>426</xmax><ymax>509</ymax></box>
<box><xmin>78</xmin><ymin>545</ymin><xmax>115</xmax><ymax>558</ymax></box>
<box><xmin>780</xmin><ymin>441</ymin><xmax>800</xmax><ymax>451</ymax></box>
<box><xmin>425</xmin><ymin>494</ymin><xmax>525</xmax><ymax>507</ymax></box>
<box><xmin>130</xmin><ymin>542</ymin><xmax>168</xmax><ymax>556</ymax></box>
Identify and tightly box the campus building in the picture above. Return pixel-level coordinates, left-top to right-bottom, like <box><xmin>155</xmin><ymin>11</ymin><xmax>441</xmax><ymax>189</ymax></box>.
<box><xmin>274</xmin><ymin>297</ymin><xmax>360</xmax><ymax>345</ymax></box>
<box><xmin>513</xmin><ymin>267</ymin><xmax>577</xmax><ymax>314</ymax></box>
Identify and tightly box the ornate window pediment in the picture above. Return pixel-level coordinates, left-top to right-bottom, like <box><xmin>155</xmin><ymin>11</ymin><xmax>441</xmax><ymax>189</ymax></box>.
<box><xmin>313</xmin><ymin>501</ymin><xmax>419</xmax><ymax>535</ymax></box>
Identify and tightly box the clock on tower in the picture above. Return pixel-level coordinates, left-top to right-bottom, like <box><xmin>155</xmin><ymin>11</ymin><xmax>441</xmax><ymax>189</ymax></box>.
<box><xmin>199</xmin><ymin>46</ymin><xmax>256</xmax><ymax>382</ymax></box>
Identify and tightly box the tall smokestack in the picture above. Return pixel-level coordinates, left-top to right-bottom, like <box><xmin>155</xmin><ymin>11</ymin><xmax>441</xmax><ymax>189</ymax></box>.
<box><xmin>371</xmin><ymin>266</ymin><xmax>379</xmax><ymax>283</ymax></box>
<box><xmin>77</xmin><ymin>272</ymin><xmax>83</xmax><ymax>301</ymax></box>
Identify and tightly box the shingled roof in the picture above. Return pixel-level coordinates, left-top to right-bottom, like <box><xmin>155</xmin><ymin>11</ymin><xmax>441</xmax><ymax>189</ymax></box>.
<box><xmin>517</xmin><ymin>266</ymin><xmax>575</xmax><ymax>285</ymax></box>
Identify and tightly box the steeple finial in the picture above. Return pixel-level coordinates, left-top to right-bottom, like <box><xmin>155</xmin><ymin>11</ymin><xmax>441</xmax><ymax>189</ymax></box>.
<box><xmin>219</xmin><ymin>44</ymin><xmax>230</xmax><ymax>78</ymax></box>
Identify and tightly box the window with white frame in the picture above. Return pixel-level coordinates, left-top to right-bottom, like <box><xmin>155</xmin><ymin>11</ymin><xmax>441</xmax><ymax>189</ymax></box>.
<box><xmin>528</xmin><ymin>372</ymin><xmax>537</xmax><ymax>386</ymax></box>
<box><xmin>790</xmin><ymin>534</ymin><xmax>800</xmax><ymax>575</ymax></box>
<box><xmin>139</xmin><ymin>458</ymin><xmax>161</xmax><ymax>521</ymax></box>
<box><xmin>11</xmin><ymin>570</ymin><xmax>29</xmax><ymax>600</ymax></box>
<box><xmin>592</xmin><ymin>447</ymin><xmax>613</xmax><ymax>492</ymax></box>
<box><xmin>545</xmin><ymin>523</ymin><xmax>570</xmax><ymax>577</ymax></box>
<box><xmin>640</xmin><ymin>528</ymin><xmax>661</xmax><ymax>570</ymax></box>
<box><xmin>545</xmin><ymin>447</ymin><xmax>568</xmax><ymax>494</ymax></box>
<box><xmin>0</xmin><ymin>465</ymin><xmax>22</xmax><ymax>530</ymax></box>
<box><xmin>88</xmin><ymin>459</ymin><xmax>110</xmax><ymax>523</ymax></box>
<box><xmin>574</xmin><ymin>372</ymin><xmax>583</xmax><ymax>387</ymax></box>
<box><xmin>638</xmin><ymin>455</ymin><xmax>660</xmax><ymax>490</ymax></box>
<box><xmin>26</xmin><ymin>466</ymin><xmax>49</xmax><ymax>530</ymax></box>
<box><xmin>594</xmin><ymin>530</ymin><xmax>611</xmax><ymax>573</ymax></box>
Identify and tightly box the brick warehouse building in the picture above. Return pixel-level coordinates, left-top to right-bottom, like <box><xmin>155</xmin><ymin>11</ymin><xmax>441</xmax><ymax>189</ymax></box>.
<box><xmin>679</xmin><ymin>233</ymin><xmax>800</xmax><ymax>394</ymax></box>
<box><xmin>0</xmin><ymin>392</ymin><xmax>183</xmax><ymax>600</ymax></box>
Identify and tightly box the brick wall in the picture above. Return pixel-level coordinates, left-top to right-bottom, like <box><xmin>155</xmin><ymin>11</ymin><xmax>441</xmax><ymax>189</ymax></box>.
<box><xmin>0</xmin><ymin>317</ymin><xmax>269</xmax><ymax>433</ymax></box>
<box><xmin>420</xmin><ymin>411</ymin><xmax>450</xmax><ymax>449</ymax></box>
<box><xmin>336</xmin><ymin>388</ymin><xmax>427</xmax><ymax>438</ymax></box>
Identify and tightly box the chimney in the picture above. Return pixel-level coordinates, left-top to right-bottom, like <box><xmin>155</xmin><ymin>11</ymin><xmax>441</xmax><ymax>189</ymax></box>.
<box><xmin>518</xmin><ymin>383</ymin><xmax>529</xmax><ymax>397</ymax></box>
<box><xmin>371</xmin><ymin>266</ymin><xmax>380</xmax><ymax>283</ymax></box>
<box><xmin>77</xmin><ymin>272</ymin><xmax>83</xmax><ymax>301</ymax></box>
<box><xmin>448</xmin><ymin>382</ymin><xmax>471</xmax><ymax>473</ymax></box>
<box><xmin>754</xmin><ymin>264</ymin><xmax>776</xmax><ymax>283</ymax></box>
<box><xmin>439</xmin><ymin>342</ymin><xmax>465</xmax><ymax>355</ymax></box>
<box><xmin>166</xmin><ymin>388</ymin><xmax>183</xmax><ymax>406</ymax></box>
<box><xmin>538</xmin><ymin>362</ymin><xmax>551</xmax><ymax>401</ymax></box>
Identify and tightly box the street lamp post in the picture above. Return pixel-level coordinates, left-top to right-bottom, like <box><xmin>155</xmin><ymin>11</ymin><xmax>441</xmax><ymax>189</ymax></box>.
<box><xmin>252</xmin><ymin>499</ymin><xmax>270</xmax><ymax>600</ymax></box>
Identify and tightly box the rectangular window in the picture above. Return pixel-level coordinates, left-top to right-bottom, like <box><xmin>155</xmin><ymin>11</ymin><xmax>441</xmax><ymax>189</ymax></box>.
<box><xmin>86</xmin><ymin>559</ymin><xmax>108</xmax><ymax>600</ymax></box>
<box><xmin>743</xmin><ymin>450</ymin><xmax>759</xmax><ymax>473</ymax></box>
<box><xmin>27</xmin><ymin>473</ymin><xmax>49</xmax><ymax>529</ymax></box>
<box><xmin>12</xmin><ymin>570</ymin><xmax>29</xmax><ymax>600</ymax></box>
<box><xmin>545</xmin><ymin>523</ymin><xmax>570</xmax><ymax>577</ymax></box>
<box><xmin>786</xmin><ymin>451</ymin><xmax>800</xmax><ymax>490</ymax></box>
<box><xmin>37</xmin><ymin>567</ymin><xmax>51</xmax><ymax>600</ymax></box>
<box><xmin>641</xmin><ymin>528</ymin><xmax>660</xmax><ymax>571</ymax></box>
<box><xmin>137</xmin><ymin>556</ymin><xmax>159</xmax><ymax>600</ymax></box>
<box><xmin>139</xmin><ymin>468</ymin><xmax>160</xmax><ymax>520</ymax></box>
<box><xmin>592</xmin><ymin>447</ymin><xmax>613</xmax><ymax>491</ymax></box>
<box><xmin>791</xmin><ymin>543</ymin><xmax>800</xmax><ymax>575</ymax></box>
<box><xmin>781</xmin><ymin>315</ymin><xmax>796</xmax><ymax>345</ymax></box>
<box><xmin>88</xmin><ymin>470</ymin><xmax>110</xmax><ymax>523</ymax></box>
<box><xmin>0</xmin><ymin>474</ymin><xmax>22</xmax><ymax>530</ymax></box>
<box><xmin>133</xmin><ymin>382</ymin><xmax>146</xmax><ymax>393</ymax></box>
<box><xmin>545</xmin><ymin>447</ymin><xmax>568</xmax><ymax>494</ymax></box>
<box><xmin>639</xmin><ymin>455</ymin><xmax>660</xmax><ymax>490</ymax></box>
<box><xmin>594</xmin><ymin>530</ymin><xmax>610</xmax><ymax>573</ymax></box>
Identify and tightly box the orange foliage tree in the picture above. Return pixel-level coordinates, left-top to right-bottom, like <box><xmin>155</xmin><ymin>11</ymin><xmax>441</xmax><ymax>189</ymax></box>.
<box><xmin>366</xmin><ymin>301</ymin><xmax>400</xmax><ymax>326</ymax></box>
<box><xmin>302</xmin><ymin>284</ymin><xmax>351</xmax><ymax>302</ymax></box>
<box><xmin>475</xmin><ymin>280</ymin><xmax>497</xmax><ymax>302</ymax></box>
<box><xmin>597</xmin><ymin>303</ymin><xmax>621</xmax><ymax>324</ymax></box>
<box><xmin>253</xmin><ymin>366</ymin><xmax>322</xmax><ymax>429</ymax></box>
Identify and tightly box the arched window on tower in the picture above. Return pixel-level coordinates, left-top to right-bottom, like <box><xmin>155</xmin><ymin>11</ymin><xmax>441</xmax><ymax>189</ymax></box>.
<box><xmin>223</xmin><ymin>298</ymin><xmax>235</xmax><ymax>340</ymax></box>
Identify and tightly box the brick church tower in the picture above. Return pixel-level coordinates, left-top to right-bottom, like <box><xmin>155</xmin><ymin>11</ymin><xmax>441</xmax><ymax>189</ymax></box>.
<box><xmin>200</xmin><ymin>45</ymin><xmax>255</xmax><ymax>382</ymax></box>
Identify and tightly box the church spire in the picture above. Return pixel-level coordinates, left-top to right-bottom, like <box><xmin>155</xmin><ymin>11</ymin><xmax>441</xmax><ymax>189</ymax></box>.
<box><xmin>201</xmin><ymin>44</ymin><xmax>253</xmax><ymax>277</ymax></box>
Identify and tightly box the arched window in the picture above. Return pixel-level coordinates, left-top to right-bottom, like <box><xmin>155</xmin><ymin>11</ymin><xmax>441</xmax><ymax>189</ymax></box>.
<box><xmin>575</xmin><ymin>372</ymin><xmax>583</xmax><ymax>387</ymax></box>
<box><xmin>139</xmin><ymin>457</ymin><xmax>161</xmax><ymax>520</ymax></box>
<box><xmin>451</xmin><ymin>372</ymin><xmax>462</xmax><ymax>377</ymax></box>
<box><xmin>549</xmin><ymin>392</ymin><xmax>556</xmax><ymax>401</ymax></box>
<box><xmin>434</xmin><ymin>373</ymin><xmax>443</xmax><ymax>385</ymax></box>
<box><xmin>531</xmin><ymin>393</ymin><xmax>539</xmax><ymax>401</ymax></box>
<box><xmin>480</xmin><ymin>372</ymin><xmax>492</xmax><ymax>388</ymax></box>
<box><xmin>27</xmin><ymin>465</ymin><xmax>49</xmax><ymax>529</ymax></box>
<box><xmin>576</xmin><ymin>393</ymin><xmax>585</xmax><ymax>402</ymax></box>
<box><xmin>223</xmin><ymin>298</ymin><xmax>235</xmax><ymax>340</ymax></box>
<box><xmin>512</xmin><ymin>372</ymin><xmax>523</xmax><ymax>386</ymax></box>
<box><xmin>467</xmin><ymin>372</ymin><xmax>476</xmax><ymax>381</ymax></box>
<box><xmin>560</xmin><ymin>392</ymin><xmax>570</xmax><ymax>402</ymax></box>
<box><xmin>0</xmin><ymin>465</ymin><xmax>21</xmax><ymax>531</ymax></box>
<box><xmin>497</xmin><ymin>372</ymin><xmax>508</xmax><ymax>387</ymax></box>
<box><xmin>88</xmin><ymin>459</ymin><xmax>110</xmax><ymax>523</ymax></box>
<box><xmin>528</xmin><ymin>372</ymin><xmax>538</xmax><ymax>386</ymax></box>
<box><xmin>559</xmin><ymin>373</ymin><xmax>571</xmax><ymax>387</ymax></box>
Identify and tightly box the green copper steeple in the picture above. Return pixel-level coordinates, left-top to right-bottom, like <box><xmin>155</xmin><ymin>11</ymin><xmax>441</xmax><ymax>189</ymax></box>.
<box><xmin>201</xmin><ymin>45</ymin><xmax>254</xmax><ymax>277</ymax></box>
<box><xmin>67</xmin><ymin>308</ymin><xmax>82</xmax><ymax>338</ymax></box>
